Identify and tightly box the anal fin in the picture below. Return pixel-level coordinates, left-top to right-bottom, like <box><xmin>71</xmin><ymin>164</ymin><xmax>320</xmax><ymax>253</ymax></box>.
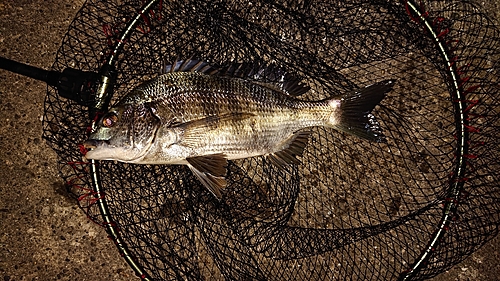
<box><xmin>267</xmin><ymin>130</ymin><xmax>310</xmax><ymax>169</ymax></box>
<box><xmin>186</xmin><ymin>153</ymin><xmax>228</xmax><ymax>199</ymax></box>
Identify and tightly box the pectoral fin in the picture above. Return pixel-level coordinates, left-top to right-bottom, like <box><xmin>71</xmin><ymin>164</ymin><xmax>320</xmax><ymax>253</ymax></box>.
<box><xmin>179</xmin><ymin>113</ymin><xmax>255</xmax><ymax>148</ymax></box>
<box><xmin>186</xmin><ymin>153</ymin><xmax>228</xmax><ymax>199</ymax></box>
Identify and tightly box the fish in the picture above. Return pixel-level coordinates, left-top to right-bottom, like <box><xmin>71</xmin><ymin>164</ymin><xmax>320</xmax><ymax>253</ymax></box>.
<box><xmin>83</xmin><ymin>59</ymin><xmax>395</xmax><ymax>199</ymax></box>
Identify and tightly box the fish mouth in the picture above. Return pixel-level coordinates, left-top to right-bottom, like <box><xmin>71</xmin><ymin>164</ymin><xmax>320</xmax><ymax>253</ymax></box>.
<box><xmin>83</xmin><ymin>139</ymin><xmax>145</xmax><ymax>162</ymax></box>
<box><xmin>83</xmin><ymin>139</ymin><xmax>119</xmax><ymax>161</ymax></box>
<box><xmin>83</xmin><ymin>139</ymin><xmax>110</xmax><ymax>149</ymax></box>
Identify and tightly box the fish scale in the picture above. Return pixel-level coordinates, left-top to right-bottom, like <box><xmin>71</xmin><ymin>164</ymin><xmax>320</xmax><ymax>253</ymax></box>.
<box><xmin>154</xmin><ymin>90</ymin><xmax>316</xmax><ymax>153</ymax></box>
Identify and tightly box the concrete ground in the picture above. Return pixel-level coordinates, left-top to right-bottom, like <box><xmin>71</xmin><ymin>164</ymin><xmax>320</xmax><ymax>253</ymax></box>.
<box><xmin>0</xmin><ymin>0</ymin><xmax>498</xmax><ymax>280</ymax></box>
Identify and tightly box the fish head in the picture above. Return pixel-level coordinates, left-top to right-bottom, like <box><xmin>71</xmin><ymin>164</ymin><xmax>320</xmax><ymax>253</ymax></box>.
<box><xmin>84</xmin><ymin>102</ymin><xmax>160</xmax><ymax>162</ymax></box>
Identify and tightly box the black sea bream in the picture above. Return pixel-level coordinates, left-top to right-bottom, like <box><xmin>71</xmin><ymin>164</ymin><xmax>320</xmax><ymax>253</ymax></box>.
<box><xmin>84</xmin><ymin>59</ymin><xmax>395</xmax><ymax>199</ymax></box>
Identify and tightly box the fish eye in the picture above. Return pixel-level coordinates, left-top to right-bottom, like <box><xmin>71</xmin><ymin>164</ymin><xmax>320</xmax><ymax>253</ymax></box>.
<box><xmin>103</xmin><ymin>113</ymin><xmax>118</xmax><ymax>128</ymax></box>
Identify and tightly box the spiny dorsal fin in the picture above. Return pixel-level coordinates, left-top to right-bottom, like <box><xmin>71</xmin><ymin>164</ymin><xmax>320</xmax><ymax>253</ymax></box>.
<box><xmin>163</xmin><ymin>58</ymin><xmax>310</xmax><ymax>96</ymax></box>
<box><xmin>267</xmin><ymin>130</ymin><xmax>310</xmax><ymax>168</ymax></box>
<box><xmin>186</xmin><ymin>153</ymin><xmax>228</xmax><ymax>200</ymax></box>
<box><xmin>220</xmin><ymin>62</ymin><xmax>310</xmax><ymax>97</ymax></box>
<box><xmin>163</xmin><ymin>58</ymin><xmax>219</xmax><ymax>75</ymax></box>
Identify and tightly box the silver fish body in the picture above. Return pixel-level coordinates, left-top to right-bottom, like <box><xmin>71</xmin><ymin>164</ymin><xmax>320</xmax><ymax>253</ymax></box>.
<box><xmin>84</xmin><ymin>60</ymin><xmax>395</xmax><ymax>198</ymax></box>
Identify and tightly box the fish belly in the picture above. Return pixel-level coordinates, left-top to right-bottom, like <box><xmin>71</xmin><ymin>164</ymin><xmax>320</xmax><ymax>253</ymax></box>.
<box><xmin>184</xmin><ymin>113</ymin><xmax>316</xmax><ymax>160</ymax></box>
<box><xmin>141</xmin><ymin>110</ymin><xmax>324</xmax><ymax>164</ymax></box>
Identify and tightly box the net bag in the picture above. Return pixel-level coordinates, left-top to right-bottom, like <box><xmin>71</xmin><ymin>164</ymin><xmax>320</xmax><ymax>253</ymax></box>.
<box><xmin>42</xmin><ymin>0</ymin><xmax>500</xmax><ymax>280</ymax></box>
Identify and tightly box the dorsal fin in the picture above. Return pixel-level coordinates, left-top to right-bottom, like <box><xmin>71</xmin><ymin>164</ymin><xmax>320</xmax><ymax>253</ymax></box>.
<box><xmin>162</xmin><ymin>58</ymin><xmax>219</xmax><ymax>75</ymax></box>
<box><xmin>219</xmin><ymin>62</ymin><xmax>257</xmax><ymax>79</ymax></box>
<box><xmin>219</xmin><ymin>62</ymin><xmax>310</xmax><ymax>97</ymax></box>
<box><xmin>163</xmin><ymin>58</ymin><xmax>310</xmax><ymax>96</ymax></box>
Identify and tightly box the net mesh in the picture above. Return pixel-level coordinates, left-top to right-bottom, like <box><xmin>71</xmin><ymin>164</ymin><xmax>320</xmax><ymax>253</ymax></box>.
<box><xmin>42</xmin><ymin>0</ymin><xmax>500</xmax><ymax>280</ymax></box>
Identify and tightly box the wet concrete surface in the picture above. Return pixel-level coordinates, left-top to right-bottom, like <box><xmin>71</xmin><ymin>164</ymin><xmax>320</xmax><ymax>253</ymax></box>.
<box><xmin>0</xmin><ymin>1</ymin><xmax>498</xmax><ymax>280</ymax></box>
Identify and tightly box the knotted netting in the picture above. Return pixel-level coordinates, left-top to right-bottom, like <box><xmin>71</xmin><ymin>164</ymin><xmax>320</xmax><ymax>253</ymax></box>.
<box><xmin>42</xmin><ymin>0</ymin><xmax>500</xmax><ymax>280</ymax></box>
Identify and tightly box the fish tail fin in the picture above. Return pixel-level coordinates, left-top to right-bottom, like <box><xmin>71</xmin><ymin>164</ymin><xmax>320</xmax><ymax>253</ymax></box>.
<box><xmin>327</xmin><ymin>79</ymin><xmax>395</xmax><ymax>143</ymax></box>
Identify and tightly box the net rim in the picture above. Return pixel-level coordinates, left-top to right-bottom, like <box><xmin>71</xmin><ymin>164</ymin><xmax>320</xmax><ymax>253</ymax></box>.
<box><xmin>51</xmin><ymin>0</ymin><xmax>486</xmax><ymax>280</ymax></box>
